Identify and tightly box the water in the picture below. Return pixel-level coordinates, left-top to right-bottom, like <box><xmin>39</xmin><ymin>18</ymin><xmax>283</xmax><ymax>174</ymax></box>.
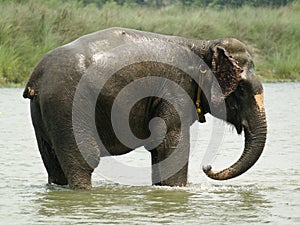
<box><xmin>0</xmin><ymin>83</ymin><xmax>299</xmax><ymax>224</ymax></box>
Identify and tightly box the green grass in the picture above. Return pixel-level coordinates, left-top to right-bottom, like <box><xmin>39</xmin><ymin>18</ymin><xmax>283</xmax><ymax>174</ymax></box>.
<box><xmin>0</xmin><ymin>0</ymin><xmax>299</xmax><ymax>85</ymax></box>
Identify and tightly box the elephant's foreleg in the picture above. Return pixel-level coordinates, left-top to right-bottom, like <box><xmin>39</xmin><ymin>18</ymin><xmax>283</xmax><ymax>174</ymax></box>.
<box><xmin>150</xmin><ymin>128</ymin><xmax>190</xmax><ymax>187</ymax></box>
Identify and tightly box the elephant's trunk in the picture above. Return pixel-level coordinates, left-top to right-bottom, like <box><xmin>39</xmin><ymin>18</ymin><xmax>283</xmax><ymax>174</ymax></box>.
<box><xmin>203</xmin><ymin>93</ymin><xmax>267</xmax><ymax>180</ymax></box>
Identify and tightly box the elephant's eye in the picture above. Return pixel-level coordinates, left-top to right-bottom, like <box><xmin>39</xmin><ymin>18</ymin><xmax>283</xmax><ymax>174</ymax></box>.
<box><xmin>226</xmin><ymin>94</ymin><xmax>239</xmax><ymax>113</ymax></box>
<box><xmin>230</xmin><ymin>102</ymin><xmax>238</xmax><ymax>112</ymax></box>
<box><xmin>239</xmin><ymin>85</ymin><xmax>247</xmax><ymax>95</ymax></box>
<box><xmin>237</xmin><ymin>81</ymin><xmax>251</xmax><ymax>98</ymax></box>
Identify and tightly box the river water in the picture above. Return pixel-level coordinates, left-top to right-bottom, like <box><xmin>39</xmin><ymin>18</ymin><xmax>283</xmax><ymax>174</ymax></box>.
<box><xmin>0</xmin><ymin>83</ymin><xmax>299</xmax><ymax>224</ymax></box>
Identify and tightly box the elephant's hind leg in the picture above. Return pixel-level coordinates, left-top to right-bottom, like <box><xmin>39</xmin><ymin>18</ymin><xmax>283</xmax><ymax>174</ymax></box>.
<box><xmin>48</xmin><ymin>131</ymin><xmax>95</xmax><ymax>190</ymax></box>
<box><xmin>31</xmin><ymin>102</ymin><xmax>68</xmax><ymax>186</ymax></box>
<box><xmin>39</xmin><ymin>96</ymin><xmax>97</xmax><ymax>189</ymax></box>
<box><xmin>36</xmin><ymin>135</ymin><xmax>68</xmax><ymax>185</ymax></box>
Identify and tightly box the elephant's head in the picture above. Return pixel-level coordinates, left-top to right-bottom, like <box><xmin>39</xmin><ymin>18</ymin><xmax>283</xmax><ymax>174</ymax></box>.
<box><xmin>200</xmin><ymin>38</ymin><xmax>267</xmax><ymax>180</ymax></box>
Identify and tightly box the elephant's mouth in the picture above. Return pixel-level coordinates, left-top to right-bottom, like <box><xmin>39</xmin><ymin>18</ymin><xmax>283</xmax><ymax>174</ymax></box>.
<box><xmin>233</xmin><ymin>121</ymin><xmax>243</xmax><ymax>135</ymax></box>
<box><xmin>227</xmin><ymin>115</ymin><xmax>243</xmax><ymax>135</ymax></box>
<box><xmin>236</xmin><ymin>119</ymin><xmax>251</xmax><ymax>135</ymax></box>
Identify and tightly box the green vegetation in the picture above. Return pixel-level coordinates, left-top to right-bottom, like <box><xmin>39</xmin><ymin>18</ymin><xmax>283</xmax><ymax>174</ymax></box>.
<box><xmin>0</xmin><ymin>0</ymin><xmax>299</xmax><ymax>85</ymax></box>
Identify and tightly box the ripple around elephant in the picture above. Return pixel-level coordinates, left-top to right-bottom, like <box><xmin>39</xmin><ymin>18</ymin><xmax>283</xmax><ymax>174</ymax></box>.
<box><xmin>23</xmin><ymin>27</ymin><xmax>267</xmax><ymax>189</ymax></box>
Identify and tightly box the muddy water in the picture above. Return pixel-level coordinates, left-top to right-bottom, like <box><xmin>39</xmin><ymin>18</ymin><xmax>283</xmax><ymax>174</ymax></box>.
<box><xmin>0</xmin><ymin>83</ymin><xmax>299</xmax><ymax>224</ymax></box>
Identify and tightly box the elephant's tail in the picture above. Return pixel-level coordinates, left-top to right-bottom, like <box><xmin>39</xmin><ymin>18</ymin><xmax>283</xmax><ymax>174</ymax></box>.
<box><xmin>23</xmin><ymin>85</ymin><xmax>36</xmax><ymax>100</ymax></box>
<box><xmin>23</xmin><ymin>62</ymin><xmax>44</xmax><ymax>100</ymax></box>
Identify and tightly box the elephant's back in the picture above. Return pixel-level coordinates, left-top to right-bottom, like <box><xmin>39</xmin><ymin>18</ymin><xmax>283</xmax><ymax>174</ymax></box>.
<box><xmin>71</xmin><ymin>27</ymin><xmax>180</xmax><ymax>46</ymax></box>
<box><xmin>23</xmin><ymin>27</ymin><xmax>193</xmax><ymax>107</ymax></box>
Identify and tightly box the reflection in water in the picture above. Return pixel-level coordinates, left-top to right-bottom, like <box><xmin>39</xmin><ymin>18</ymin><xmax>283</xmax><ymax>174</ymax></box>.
<box><xmin>187</xmin><ymin>184</ymin><xmax>272</xmax><ymax>224</ymax></box>
<box><xmin>32</xmin><ymin>183</ymin><xmax>273</xmax><ymax>224</ymax></box>
<box><xmin>34</xmin><ymin>184</ymin><xmax>193</xmax><ymax>224</ymax></box>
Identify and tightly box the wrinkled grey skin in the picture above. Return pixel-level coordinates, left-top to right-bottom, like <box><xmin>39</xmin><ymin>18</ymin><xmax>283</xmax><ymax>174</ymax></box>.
<box><xmin>23</xmin><ymin>27</ymin><xmax>267</xmax><ymax>189</ymax></box>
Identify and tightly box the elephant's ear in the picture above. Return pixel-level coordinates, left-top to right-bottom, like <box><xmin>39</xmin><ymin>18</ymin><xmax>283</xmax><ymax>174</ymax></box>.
<box><xmin>211</xmin><ymin>45</ymin><xmax>243</xmax><ymax>104</ymax></box>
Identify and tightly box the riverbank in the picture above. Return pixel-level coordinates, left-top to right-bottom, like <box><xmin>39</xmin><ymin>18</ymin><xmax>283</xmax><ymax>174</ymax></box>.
<box><xmin>1</xmin><ymin>1</ymin><xmax>299</xmax><ymax>85</ymax></box>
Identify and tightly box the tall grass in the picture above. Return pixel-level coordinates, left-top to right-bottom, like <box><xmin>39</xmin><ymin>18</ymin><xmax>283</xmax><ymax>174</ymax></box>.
<box><xmin>0</xmin><ymin>1</ymin><xmax>299</xmax><ymax>85</ymax></box>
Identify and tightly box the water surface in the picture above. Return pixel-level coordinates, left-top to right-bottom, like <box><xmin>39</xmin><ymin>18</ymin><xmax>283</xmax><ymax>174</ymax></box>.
<box><xmin>0</xmin><ymin>83</ymin><xmax>299</xmax><ymax>224</ymax></box>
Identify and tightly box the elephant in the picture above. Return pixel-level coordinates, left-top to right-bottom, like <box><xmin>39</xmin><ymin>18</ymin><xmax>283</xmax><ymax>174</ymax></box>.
<box><xmin>23</xmin><ymin>27</ymin><xmax>267</xmax><ymax>189</ymax></box>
